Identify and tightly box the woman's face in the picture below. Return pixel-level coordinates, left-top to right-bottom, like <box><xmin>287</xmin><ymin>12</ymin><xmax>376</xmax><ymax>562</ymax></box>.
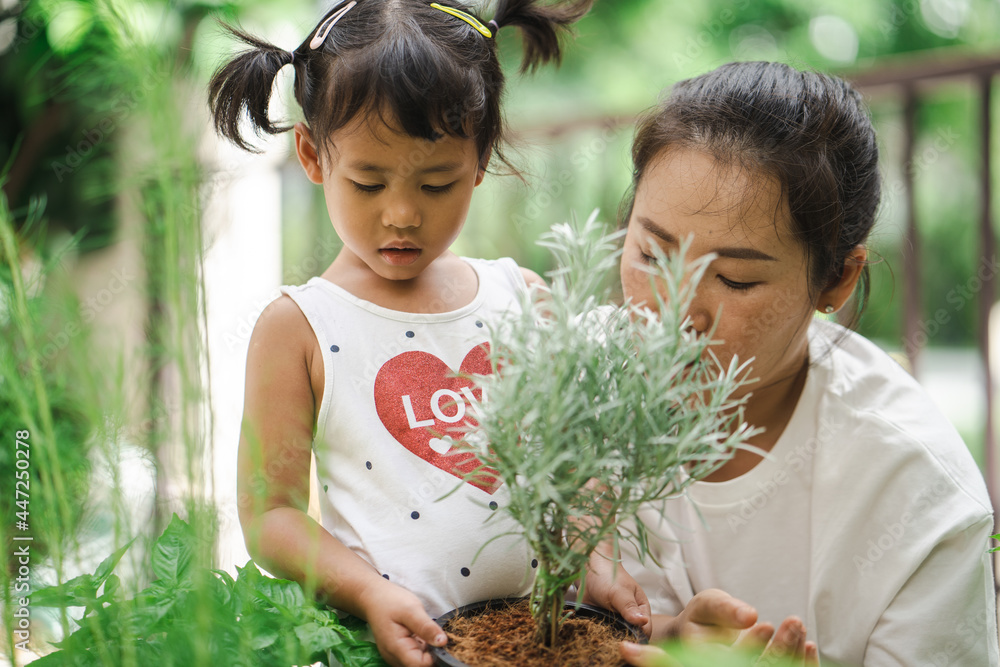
<box><xmin>621</xmin><ymin>146</ymin><xmax>818</xmax><ymax>397</ymax></box>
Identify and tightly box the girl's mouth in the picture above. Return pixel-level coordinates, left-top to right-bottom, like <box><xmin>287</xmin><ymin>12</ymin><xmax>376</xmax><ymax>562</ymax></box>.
<box><xmin>379</xmin><ymin>247</ymin><xmax>422</xmax><ymax>266</ymax></box>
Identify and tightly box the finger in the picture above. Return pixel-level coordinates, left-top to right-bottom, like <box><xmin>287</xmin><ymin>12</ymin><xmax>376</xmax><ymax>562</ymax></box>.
<box><xmin>763</xmin><ymin>617</ymin><xmax>805</xmax><ymax>659</ymax></box>
<box><xmin>734</xmin><ymin>622</ymin><xmax>774</xmax><ymax>649</ymax></box>
<box><xmin>687</xmin><ymin>589</ymin><xmax>757</xmax><ymax>629</ymax></box>
<box><xmin>609</xmin><ymin>584</ymin><xmax>652</xmax><ymax>627</ymax></box>
<box><xmin>399</xmin><ymin>607</ymin><xmax>449</xmax><ymax>649</ymax></box>
<box><xmin>804</xmin><ymin>641</ymin><xmax>819</xmax><ymax>665</ymax></box>
<box><xmin>385</xmin><ymin>635</ymin><xmax>434</xmax><ymax>667</ymax></box>
<box><xmin>620</xmin><ymin>641</ymin><xmax>683</xmax><ymax>667</ymax></box>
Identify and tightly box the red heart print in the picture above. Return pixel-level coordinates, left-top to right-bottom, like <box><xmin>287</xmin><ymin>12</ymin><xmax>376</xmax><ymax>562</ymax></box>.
<box><xmin>374</xmin><ymin>344</ymin><xmax>500</xmax><ymax>494</ymax></box>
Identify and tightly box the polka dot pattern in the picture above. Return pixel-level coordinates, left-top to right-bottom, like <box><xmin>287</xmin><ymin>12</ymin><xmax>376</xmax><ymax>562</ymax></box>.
<box><xmin>411</xmin><ymin>511</ymin><xmax>420</xmax><ymax>520</ymax></box>
<box><xmin>330</xmin><ymin>345</ymin><xmax>340</xmax><ymax>353</ymax></box>
<box><xmin>460</xmin><ymin>567</ymin><xmax>471</xmax><ymax>577</ymax></box>
<box><xmin>489</xmin><ymin>501</ymin><xmax>498</xmax><ymax>510</ymax></box>
<box><xmin>366</xmin><ymin>461</ymin><xmax>372</xmax><ymax>470</ymax></box>
<box><xmin>405</xmin><ymin>331</ymin><xmax>415</xmax><ymax>338</ymax></box>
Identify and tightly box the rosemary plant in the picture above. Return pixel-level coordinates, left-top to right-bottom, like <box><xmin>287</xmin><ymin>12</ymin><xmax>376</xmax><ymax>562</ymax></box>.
<box><xmin>466</xmin><ymin>212</ymin><xmax>758</xmax><ymax>647</ymax></box>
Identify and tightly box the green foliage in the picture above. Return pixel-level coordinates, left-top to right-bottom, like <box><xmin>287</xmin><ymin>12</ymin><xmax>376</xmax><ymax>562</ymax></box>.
<box><xmin>649</xmin><ymin>640</ymin><xmax>846</xmax><ymax>666</ymax></box>
<box><xmin>468</xmin><ymin>212</ymin><xmax>758</xmax><ymax>647</ymax></box>
<box><xmin>0</xmin><ymin>189</ymin><xmax>95</xmax><ymax>572</ymax></box>
<box><xmin>30</xmin><ymin>515</ymin><xmax>385</xmax><ymax>667</ymax></box>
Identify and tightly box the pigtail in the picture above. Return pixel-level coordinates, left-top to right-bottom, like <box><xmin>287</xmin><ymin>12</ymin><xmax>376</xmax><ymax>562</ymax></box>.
<box><xmin>208</xmin><ymin>24</ymin><xmax>296</xmax><ymax>153</ymax></box>
<box><xmin>491</xmin><ymin>0</ymin><xmax>593</xmax><ymax>72</ymax></box>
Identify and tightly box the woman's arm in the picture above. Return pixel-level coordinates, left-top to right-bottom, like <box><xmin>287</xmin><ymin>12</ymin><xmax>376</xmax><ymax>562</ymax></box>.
<box><xmin>237</xmin><ymin>296</ymin><xmax>446</xmax><ymax>667</ymax></box>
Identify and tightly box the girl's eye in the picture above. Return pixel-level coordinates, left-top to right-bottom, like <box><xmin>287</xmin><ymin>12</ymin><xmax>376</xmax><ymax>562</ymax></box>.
<box><xmin>423</xmin><ymin>182</ymin><xmax>456</xmax><ymax>194</ymax></box>
<box><xmin>351</xmin><ymin>181</ymin><xmax>384</xmax><ymax>194</ymax></box>
<box><xmin>719</xmin><ymin>276</ymin><xmax>759</xmax><ymax>291</ymax></box>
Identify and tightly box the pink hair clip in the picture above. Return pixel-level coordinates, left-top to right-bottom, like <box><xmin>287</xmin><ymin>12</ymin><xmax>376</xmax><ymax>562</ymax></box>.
<box><xmin>310</xmin><ymin>1</ymin><xmax>357</xmax><ymax>50</ymax></box>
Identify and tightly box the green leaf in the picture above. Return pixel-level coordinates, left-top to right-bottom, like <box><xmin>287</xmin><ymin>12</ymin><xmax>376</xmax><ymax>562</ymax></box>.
<box><xmin>150</xmin><ymin>514</ymin><xmax>194</xmax><ymax>584</ymax></box>
<box><xmin>249</xmin><ymin>626</ymin><xmax>281</xmax><ymax>651</ymax></box>
<box><xmin>30</xmin><ymin>572</ymin><xmax>99</xmax><ymax>608</ymax></box>
<box><xmin>254</xmin><ymin>575</ymin><xmax>307</xmax><ymax>613</ymax></box>
<box><xmin>93</xmin><ymin>537</ymin><xmax>136</xmax><ymax>584</ymax></box>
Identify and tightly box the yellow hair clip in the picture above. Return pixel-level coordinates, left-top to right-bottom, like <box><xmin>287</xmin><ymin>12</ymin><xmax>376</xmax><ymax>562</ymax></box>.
<box><xmin>430</xmin><ymin>3</ymin><xmax>493</xmax><ymax>38</ymax></box>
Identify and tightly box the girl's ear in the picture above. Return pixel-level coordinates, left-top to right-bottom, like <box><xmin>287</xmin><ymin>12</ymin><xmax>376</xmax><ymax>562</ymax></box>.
<box><xmin>476</xmin><ymin>149</ymin><xmax>492</xmax><ymax>186</ymax></box>
<box><xmin>294</xmin><ymin>122</ymin><xmax>324</xmax><ymax>184</ymax></box>
<box><xmin>818</xmin><ymin>245</ymin><xmax>867</xmax><ymax>314</ymax></box>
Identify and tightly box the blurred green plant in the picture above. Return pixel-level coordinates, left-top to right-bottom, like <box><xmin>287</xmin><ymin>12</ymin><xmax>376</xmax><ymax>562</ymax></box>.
<box><xmin>645</xmin><ymin>640</ymin><xmax>846</xmax><ymax>666</ymax></box>
<box><xmin>29</xmin><ymin>515</ymin><xmax>385</xmax><ymax>666</ymax></box>
<box><xmin>464</xmin><ymin>212</ymin><xmax>758</xmax><ymax>647</ymax></box>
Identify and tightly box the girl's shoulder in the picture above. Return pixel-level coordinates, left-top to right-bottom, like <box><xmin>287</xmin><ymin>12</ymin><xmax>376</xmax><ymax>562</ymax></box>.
<box><xmin>461</xmin><ymin>256</ymin><xmax>542</xmax><ymax>295</ymax></box>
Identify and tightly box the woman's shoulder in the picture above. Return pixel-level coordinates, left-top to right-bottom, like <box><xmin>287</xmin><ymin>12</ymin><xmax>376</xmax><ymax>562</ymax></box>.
<box><xmin>806</xmin><ymin>319</ymin><xmax>991</xmax><ymax>517</ymax></box>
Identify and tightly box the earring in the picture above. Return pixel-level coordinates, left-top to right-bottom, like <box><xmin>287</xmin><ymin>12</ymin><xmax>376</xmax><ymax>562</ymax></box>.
<box><xmin>824</xmin><ymin>305</ymin><xmax>835</xmax><ymax>314</ymax></box>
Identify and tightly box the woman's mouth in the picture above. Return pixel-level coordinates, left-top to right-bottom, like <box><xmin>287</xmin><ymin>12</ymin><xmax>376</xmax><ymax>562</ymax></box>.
<box><xmin>379</xmin><ymin>247</ymin><xmax>422</xmax><ymax>266</ymax></box>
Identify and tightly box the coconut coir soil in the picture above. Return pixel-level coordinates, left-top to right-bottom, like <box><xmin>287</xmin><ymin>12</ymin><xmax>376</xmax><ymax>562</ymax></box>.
<box><xmin>442</xmin><ymin>599</ymin><xmax>629</xmax><ymax>667</ymax></box>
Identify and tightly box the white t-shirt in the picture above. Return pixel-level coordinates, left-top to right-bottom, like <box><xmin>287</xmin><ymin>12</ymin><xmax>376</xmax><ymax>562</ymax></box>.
<box><xmin>623</xmin><ymin>319</ymin><xmax>998</xmax><ymax>666</ymax></box>
<box><xmin>281</xmin><ymin>257</ymin><xmax>534</xmax><ymax>617</ymax></box>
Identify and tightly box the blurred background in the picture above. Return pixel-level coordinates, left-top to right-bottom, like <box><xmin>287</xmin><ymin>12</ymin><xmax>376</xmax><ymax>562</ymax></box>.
<box><xmin>2</xmin><ymin>0</ymin><xmax>1000</xmax><ymax>663</ymax></box>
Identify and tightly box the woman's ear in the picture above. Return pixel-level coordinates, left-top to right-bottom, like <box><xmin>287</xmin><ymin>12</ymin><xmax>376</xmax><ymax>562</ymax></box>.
<box><xmin>818</xmin><ymin>245</ymin><xmax>867</xmax><ymax>314</ymax></box>
<box><xmin>294</xmin><ymin>122</ymin><xmax>324</xmax><ymax>185</ymax></box>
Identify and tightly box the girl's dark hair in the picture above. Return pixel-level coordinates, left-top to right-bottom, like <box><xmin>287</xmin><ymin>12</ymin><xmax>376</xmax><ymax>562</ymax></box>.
<box><xmin>208</xmin><ymin>0</ymin><xmax>592</xmax><ymax>169</ymax></box>
<box><xmin>622</xmin><ymin>61</ymin><xmax>881</xmax><ymax>325</ymax></box>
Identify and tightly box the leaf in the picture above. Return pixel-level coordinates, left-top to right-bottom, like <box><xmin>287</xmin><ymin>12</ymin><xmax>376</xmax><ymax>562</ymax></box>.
<box><xmin>30</xmin><ymin>573</ymin><xmax>99</xmax><ymax>608</ymax></box>
<box><xmin>254</xmin><ymin>575</ymin><xmax>307</xmax><ymax>613</ymax></box>
<box><xmin>249</xmin><ymin>626</ymin><xmax>281</xmax><ymax>651</ymax></box>
<box><xmin>93</xmin><ymin>537</ymin><xmax>136</xmax><ymax>584</ymax></box>
<box><xmin>150</xmin><ymin>514</ymin><xmax>194</xmax><ymax>584</ymax></box>
<box><xmin>295</xmin><ymin>622</ymin><xmax>341</xmax><ymax>654</ymax></box>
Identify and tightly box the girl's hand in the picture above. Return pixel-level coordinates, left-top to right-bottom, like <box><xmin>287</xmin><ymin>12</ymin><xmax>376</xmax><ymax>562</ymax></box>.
<box><xmin>582</xmin><ymin>550</ymin><xmax>651</xmax><ymax>635</ymax></box>
<box><xmin>360</xmin><ymin>578</ymin><xmax>448</xmax><ymax>667</ymax></box>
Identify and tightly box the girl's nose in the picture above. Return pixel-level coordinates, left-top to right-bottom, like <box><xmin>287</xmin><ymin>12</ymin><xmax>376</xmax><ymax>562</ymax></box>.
<box><xmin>382</xmin><ymin>196</ymin><xmax>420</xmax><ymax>229</ymax></box>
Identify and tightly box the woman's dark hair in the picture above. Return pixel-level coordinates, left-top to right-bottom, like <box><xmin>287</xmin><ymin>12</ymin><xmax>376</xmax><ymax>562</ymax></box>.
<box><xmin>208</xmin><ymin>0</ymin><xmax>592</xmax><ymax>169</ymax></box>
<box><xmin>621</xmin><ymin>61</ymin><xmax>881</xmax><ymax>325</ymax></box>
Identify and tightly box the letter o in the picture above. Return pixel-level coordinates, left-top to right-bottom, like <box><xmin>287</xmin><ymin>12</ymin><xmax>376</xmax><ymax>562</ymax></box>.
<box><xmin>431</xmin><ymin>389</ymin><xmax>465</xmax><ymax>423</ymax></box>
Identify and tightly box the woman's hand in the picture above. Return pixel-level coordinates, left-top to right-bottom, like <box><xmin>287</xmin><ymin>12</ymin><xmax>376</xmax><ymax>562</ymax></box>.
<box><xmin>619</xmin><ymin>590</ymin><xmax>819</xmax><ymax>666</ymax></box>
<box><xmin>360</xmin><ymin>578</ymin><xmax>449</xmax><ymax>667</ymax></box>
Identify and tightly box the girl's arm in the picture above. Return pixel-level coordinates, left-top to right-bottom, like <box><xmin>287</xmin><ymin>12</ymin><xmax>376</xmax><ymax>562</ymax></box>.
<box><xmin>237</xmin><ymin>296</ymin><xmax>446</xmax><ymax>667</ymax></box>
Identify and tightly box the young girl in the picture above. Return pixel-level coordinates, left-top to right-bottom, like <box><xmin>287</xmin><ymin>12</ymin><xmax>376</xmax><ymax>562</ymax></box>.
<box><xmin>208</xmin><ymin>1</ymin><xmax>592</xmax><ymax>666</ymax></box>
<box><xmin>588</xmin><ymin>61</ymin><xmax>998</xmax><ymax>666</ymax></box>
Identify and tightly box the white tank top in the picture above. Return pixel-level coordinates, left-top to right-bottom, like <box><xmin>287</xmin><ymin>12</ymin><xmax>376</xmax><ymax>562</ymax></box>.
<box><xmin>280</xmin><ymin>257</ymin><xmax>535</xmax><ymax>616</ymax></box>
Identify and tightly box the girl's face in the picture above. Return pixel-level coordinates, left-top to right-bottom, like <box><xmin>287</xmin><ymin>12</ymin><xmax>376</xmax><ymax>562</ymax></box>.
<box><xmin>621</xmin><ymin>147</ymin><xmax>817</xmax><ymax>397</ymax></box>
<box><xmin>294</xmin><ymin>115</ymin><xmax>485</xmax><ymax>283</ymax></box>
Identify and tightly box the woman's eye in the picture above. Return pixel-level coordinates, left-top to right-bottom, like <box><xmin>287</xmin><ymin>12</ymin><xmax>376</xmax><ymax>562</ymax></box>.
<box><xmin>351</xmin><ymin>181</ymin><xmax>384</xmax><ymax>193</ymax></box>
<box><xmin>423</xmin><ymin>182</ymin><xmax>456</xmax><ymax>194</ymax></box>
<box><xmin>719</xmin><ymin>276</ymin><xmax>758</xmax><ymax>291</ymax></box>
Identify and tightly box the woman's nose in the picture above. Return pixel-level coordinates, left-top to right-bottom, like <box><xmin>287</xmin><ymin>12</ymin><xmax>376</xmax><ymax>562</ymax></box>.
<box><xmin>684</xmin><ymin>288</ymin><xmax>713</xmax><ymax>334</ymax></box>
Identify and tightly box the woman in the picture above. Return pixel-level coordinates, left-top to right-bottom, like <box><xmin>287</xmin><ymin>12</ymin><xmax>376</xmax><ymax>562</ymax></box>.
<box><xmin>587</xmin><ymin>61</ymin><xmax>998</xmax><ymax>666</ymax></box>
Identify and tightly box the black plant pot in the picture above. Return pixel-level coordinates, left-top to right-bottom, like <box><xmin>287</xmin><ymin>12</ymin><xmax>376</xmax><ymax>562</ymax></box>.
<box><xmin>431</xmin><ymin>597</ymin><xmax>646</xmax><ymax>667</ymax></box>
